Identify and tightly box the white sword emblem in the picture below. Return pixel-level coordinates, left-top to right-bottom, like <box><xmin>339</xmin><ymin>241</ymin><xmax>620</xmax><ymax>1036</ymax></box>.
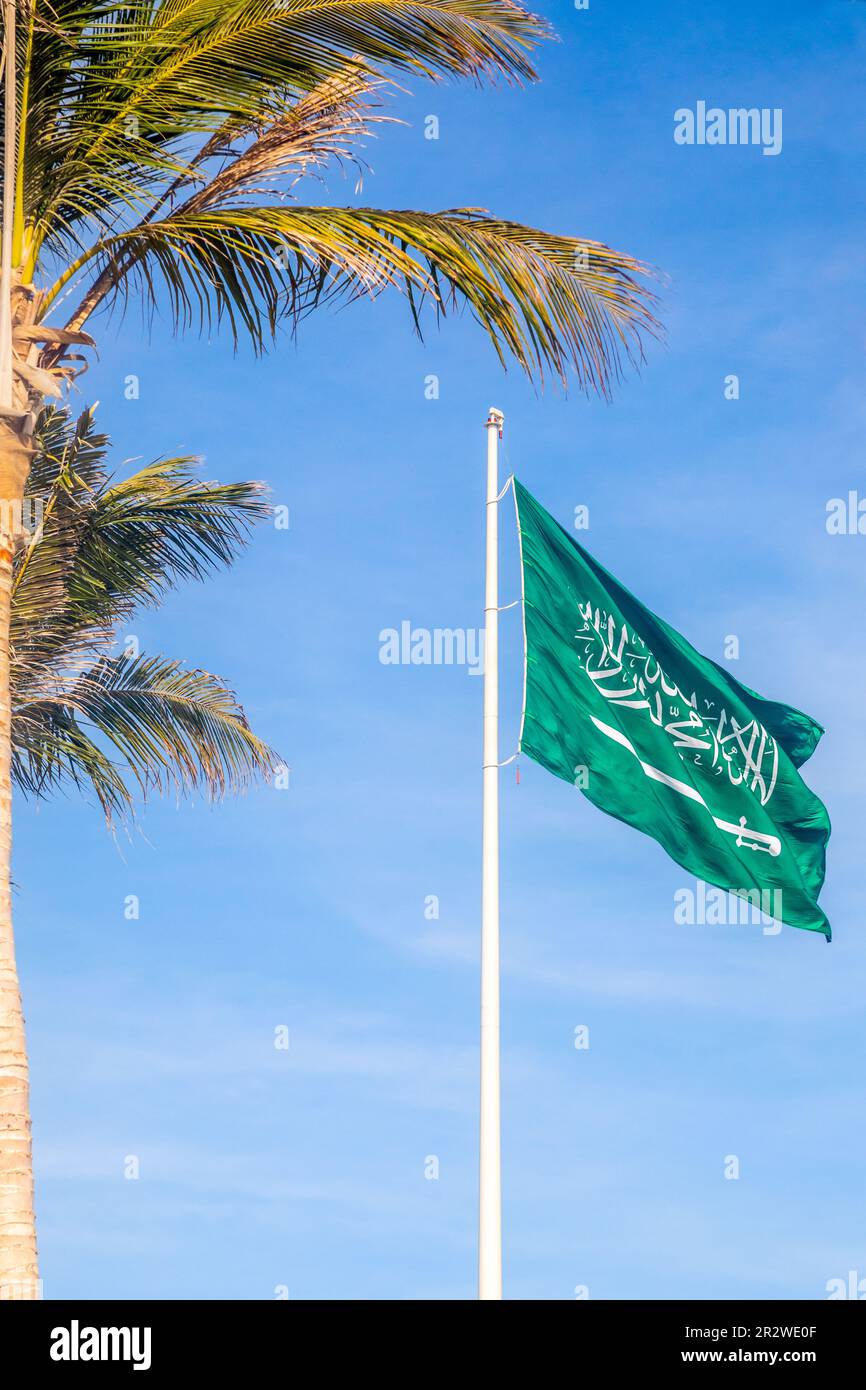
<box><xmin>589</xmin><ymin>716</ymin><xmax>782</xmax><ymax>857</ymax></box>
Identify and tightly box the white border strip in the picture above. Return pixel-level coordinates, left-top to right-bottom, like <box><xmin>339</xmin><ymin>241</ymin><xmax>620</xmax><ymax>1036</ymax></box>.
<box><xmin>509</xmin><ymin>476</ymin><xmax>528</xmax><ymax>755</ymax></box>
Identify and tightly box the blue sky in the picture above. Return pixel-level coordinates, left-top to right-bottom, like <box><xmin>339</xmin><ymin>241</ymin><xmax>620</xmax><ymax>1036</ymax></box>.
<box><xmin>15</xmin><ymin>0</ymin><xmax>866</xmax><ymax>1299</ymax></box>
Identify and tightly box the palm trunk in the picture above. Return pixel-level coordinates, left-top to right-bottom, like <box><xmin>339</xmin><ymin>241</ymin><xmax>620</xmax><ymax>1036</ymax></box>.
<box><xmin>0</xmin><ymin>419</ymin><xmax>38</xmax><ymax>1299</ymax></box>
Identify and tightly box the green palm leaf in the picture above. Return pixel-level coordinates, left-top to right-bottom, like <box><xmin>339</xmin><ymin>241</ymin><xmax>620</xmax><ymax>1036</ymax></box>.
<box><xmin>60</xmin><ymin>205</ymin><xmax>656</xmax><ymax>389</ymax></box>
<box><xmin>24</xmin><ymin>1</ymin><xmax>549</xmax><ymax>260</ymax></box>
<box><xmin>10</xmin><ymin>407</ymin><xmax>278</xmax><ymax>819</ymax></box>
<box><xmin>15</xmin><ymin>654</ymin><xmax>276</xmax><ymax>814</ymax></box>
<box><xmin>12</xmin><ymin>405</ymin><xmax>268</xmax><ymax>664</ymax></box>
<box><xmin>12</xmin><ymin>704</ymin><xmax>137</xmax><ymax>821</ymax></box>
<box><xmin>4</xmin><ymin>3</ymin><xmax>658</xmax><ymax>394</ymax></box>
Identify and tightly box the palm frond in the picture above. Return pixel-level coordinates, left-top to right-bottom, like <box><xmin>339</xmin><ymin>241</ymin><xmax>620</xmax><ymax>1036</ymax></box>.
<box><xmin>61</xmin><ymin>204</ymin><xmax>657</xmax><ymax>388</ymax></box>
<box><xmin>13</xmin><ymin>704</ymin><xmax>138</xmax><ymax>820</ymax></box>
<box><xmin>7</xmin><ymin>3</ymin><xmax>659</xmax><ymax>403</ymax></box>
<box><xmin>13</xmin><ymin>654</ymin><xmax>277</xmax><ymax>816</ymax></box>
<box><xmin>12</xmin><ymin>405</ymin><xmax>269</xmax><ymax>673</ymax></box>
<box><xmin>24</xmin><ymin>1</ymin><xmax>549</xmax><ymax>261</ymax></box>
<box><xmin>9</xmin><ymin>407</ymin><xmax>278</xmax><ymax>821</ymax></box>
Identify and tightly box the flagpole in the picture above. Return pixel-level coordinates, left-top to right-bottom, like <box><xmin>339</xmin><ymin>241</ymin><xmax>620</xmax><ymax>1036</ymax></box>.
<box><xmin>479</xmin><ymin>406</ymin><xmax>504</xmax><ymax>1300</ymax></box>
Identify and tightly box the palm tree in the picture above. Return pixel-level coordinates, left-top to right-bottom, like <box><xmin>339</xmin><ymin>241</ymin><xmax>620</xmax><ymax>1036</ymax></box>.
<box><xmin>2</xmin><ymin>404</ymin><xmax>276</xmax><ymax>1296</ymax></box>
<box><xmin>0</xmin><ymin>2</ymin><xmax>660</xmax><ymax>1295</ymax></box>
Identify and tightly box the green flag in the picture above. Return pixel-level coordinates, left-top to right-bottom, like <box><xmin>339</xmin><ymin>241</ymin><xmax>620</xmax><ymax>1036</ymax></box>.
<box><xmin>513</xmin><ymin>479</ymin><xmax>831</xmax><ymax>940</ymax></box>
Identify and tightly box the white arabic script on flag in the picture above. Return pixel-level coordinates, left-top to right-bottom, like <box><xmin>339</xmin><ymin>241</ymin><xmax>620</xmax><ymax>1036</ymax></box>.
<box><xmin>575</xmin><ymin>602</ymin><xmax>779</xmax><ymax>808</ymax></box>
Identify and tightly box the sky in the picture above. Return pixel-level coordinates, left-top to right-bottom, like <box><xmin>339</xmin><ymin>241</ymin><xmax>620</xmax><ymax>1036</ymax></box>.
<box><xmin>14</xmin><ymin>0</ymin><xmax>866</xmax><ymax>1300</ymax></box>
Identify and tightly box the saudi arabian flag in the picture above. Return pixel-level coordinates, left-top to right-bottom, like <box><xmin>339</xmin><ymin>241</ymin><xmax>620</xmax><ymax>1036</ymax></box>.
<box><xmin>513</xmin><ymin>479</ymin><xmax>831</xmax><ymax>940</ymax></box>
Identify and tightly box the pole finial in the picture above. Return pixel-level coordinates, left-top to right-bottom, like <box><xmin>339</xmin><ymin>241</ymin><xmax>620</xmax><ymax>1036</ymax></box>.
<box><xmin>486</xmin><ymin>407</ymin><xmax>504</xmax><ymax>436</ymax></box>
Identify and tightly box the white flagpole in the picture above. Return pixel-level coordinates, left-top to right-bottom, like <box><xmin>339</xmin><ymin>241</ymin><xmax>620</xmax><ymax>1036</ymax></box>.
<box><xmin>479</xmin><ymin>406</ymin><xmax>504</xmax><ymax>1300</ymax></box>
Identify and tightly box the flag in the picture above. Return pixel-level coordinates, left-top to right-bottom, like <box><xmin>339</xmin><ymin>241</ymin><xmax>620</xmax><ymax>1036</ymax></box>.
<box><xmin>513</xmin><ymin>479</ymin><xmax>831</xmax><ymax>940</ymax></box>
